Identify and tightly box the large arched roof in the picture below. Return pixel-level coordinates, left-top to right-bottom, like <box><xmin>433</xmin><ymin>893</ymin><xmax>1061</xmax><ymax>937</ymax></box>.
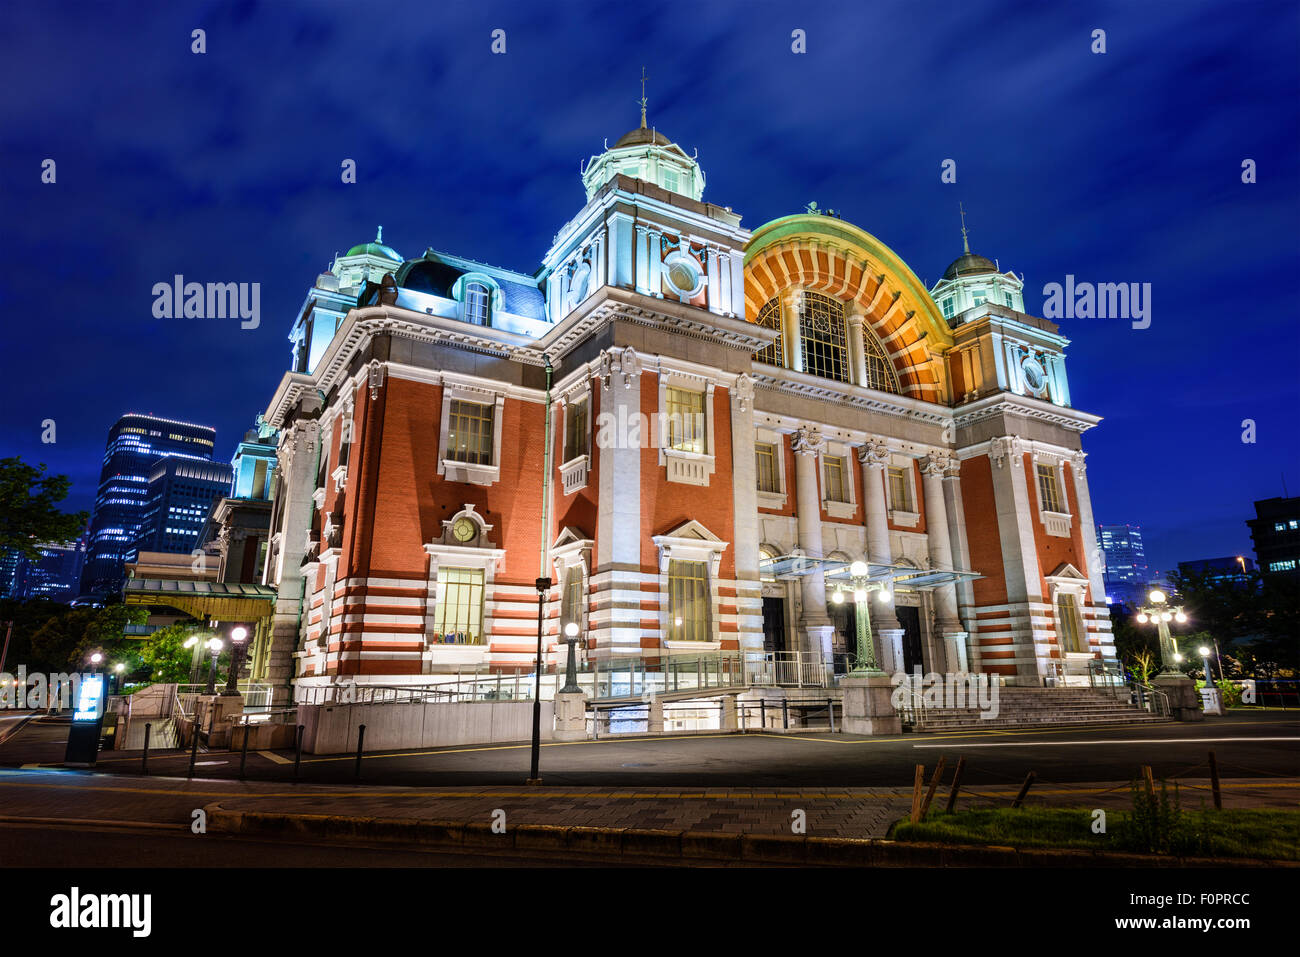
<box><xmin>744</xmin><ymin>214</ymin><xmax>953</xmax><ymax>402</ymax></box>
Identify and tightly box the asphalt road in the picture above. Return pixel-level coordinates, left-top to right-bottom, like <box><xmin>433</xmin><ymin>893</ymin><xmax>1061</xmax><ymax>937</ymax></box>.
<box><xmin>2</xmin><ymin>710</ymin><xmax>1295</xmax><ymax>788</ymax></box>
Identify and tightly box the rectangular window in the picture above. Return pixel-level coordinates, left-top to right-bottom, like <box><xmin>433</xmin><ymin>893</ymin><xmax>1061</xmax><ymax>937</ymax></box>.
<box><xmin>665</xmin><ymin>387</ymin><xmax>706</xmax><ymax>454</ymax></box>
<box><xmin>887</xmin><ymin>466</ymin><xmax>911</xmax><ymax>511</ymax></box>
<box><xmin>564</xmin><ymin>398</ymin><xmax>589</xmax><ymax>461</ymax></box>
<box><xmin>447</xmin><ymin>400</ymin><xmax>494</xmax><ymax>466</ymax></box>
<box><xmin>661</xmin><ymin>168</ymin><xmax>679</xmax><ymax>193</ymax></box>
<box><xmin>1037</xmin><ymin>464</ymin><xmax>1063</xmax><ymax>512</ymax></box>
<box><xmin>561</xmin><ymin>567</ymin><xmax>584</xmax><ymax>631</ymax></box>
<box><xmin>432</xmin><ymin>567</ymin><xmax>485</xmax><ymax>644</ymax></box>
<box><xmin>755</xmin><ymin>442</ymin><xmax>779</xmax><ymax>493</ymax></box>
<box><xmin>667</xmin><ymin>559</ymin><xmax>709</xmax><ymax>642</ymax></box>
<box><xmin>823</xmin><ymin>455</ymin><xmax>849</xmax><ymax>503</ymax></box>
<box><xmin>1056</xmin><ymin>593</ymin><xmax>1085</xmax><ymax>653</ymax></box>
<box><xmin>941</xmin><ymin>298</ymin><xmax>954</xmax><ymax>319</ymax></box>
<box><xmin>1004</xmin><ymin>291</ymin><xmax>1014</xmax><ymax>307</ymax></box>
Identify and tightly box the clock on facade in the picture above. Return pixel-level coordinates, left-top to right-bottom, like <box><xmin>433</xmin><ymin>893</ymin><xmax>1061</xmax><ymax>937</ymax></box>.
<box><xmin>451</xmin><ymin>517</ymin><xmax>477</xmax><ymax>543</ymax></box>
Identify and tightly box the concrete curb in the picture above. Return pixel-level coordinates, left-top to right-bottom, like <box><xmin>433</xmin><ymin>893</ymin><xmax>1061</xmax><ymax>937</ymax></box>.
<box><xmin>204</xmin><ymin>803</ymin><xmax>1296</xmax><ymax>867</ymax></box>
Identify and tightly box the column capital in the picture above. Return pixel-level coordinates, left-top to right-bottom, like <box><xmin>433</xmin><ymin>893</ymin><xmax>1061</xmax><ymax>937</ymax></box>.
<box><xmin>920</xmin><ymin>452</ymin><xmax>958</xmax><ymax>478</ymax></box>
<box><xmin>792</xmin><ymin>426</ymin><xmax>825</xmax><ymax>456</ymax></box>
<box><xmin>847</xmin><ymin>311</ymin><xmax>866</xmax><ymax>328</ymax></box>
<box><xmin>856</xmin><ymin>439</ymin><xmax>891</xmax><ymax>469</ymax></box>
<box><xmin>731</xmin><ymin>373</ymin><xmax>754</xmax><ymax>412</ymax></box>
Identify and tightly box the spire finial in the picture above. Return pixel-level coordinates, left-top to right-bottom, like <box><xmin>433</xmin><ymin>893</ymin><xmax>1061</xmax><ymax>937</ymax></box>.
<box><xmin>958</xmin><ymin>203</ymin><xmax>970</xmax><ymax>254</ymax></box>
<box><xmin>639</xmin><ymin>66</ymin><xmax>649</xmax><ymax>129</ymax></box>
<box><xmin>376</xmin><ymin>225</ymin><xmax>383</xmax><ymax>243</ymax></box>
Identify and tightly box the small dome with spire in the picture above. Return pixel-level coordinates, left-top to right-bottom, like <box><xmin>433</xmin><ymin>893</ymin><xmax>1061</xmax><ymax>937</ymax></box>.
<box><xmin>929</xmin><ymin>204</ymin><xmax>1025</xmax><ymax>322</ymax></box>
<box><xmin>941</xmin><ymin>252</ymin><xmax>998</xmax><ymax>281</ymax></box>
<box><xmin>345</xmin><ymin>226</ymin><xmax>401</xmax><ymax>262</ymax></box>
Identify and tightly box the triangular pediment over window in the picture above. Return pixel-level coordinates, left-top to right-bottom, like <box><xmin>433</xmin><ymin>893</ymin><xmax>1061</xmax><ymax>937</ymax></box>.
<box><xmin>1046</xmin><ymin>562</ymin><xmax>1088</xmax><ymax>581</ymax></box>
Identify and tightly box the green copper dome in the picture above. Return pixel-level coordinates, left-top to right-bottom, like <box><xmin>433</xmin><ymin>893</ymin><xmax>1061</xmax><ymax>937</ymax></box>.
<box><xmin>345</xmin><ymin>226</ymin><xmax>401</xmax><ymax>262</ymax></box>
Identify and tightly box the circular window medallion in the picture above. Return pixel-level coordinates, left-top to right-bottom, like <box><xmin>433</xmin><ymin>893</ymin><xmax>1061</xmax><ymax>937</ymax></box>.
<box><xmin>1021</xmin><ymin>355</ymin><xmax>1048</xmax><ymax>395</ymax></box>
<box><xmin>452</xmin><ymin>517</ymin><xmax>477</xmax><ymax>543</ymax></box>
<box><xmin>662</xmin><ymin>250</ymin><xmax>703</xmax><ymax>300</ymax></box>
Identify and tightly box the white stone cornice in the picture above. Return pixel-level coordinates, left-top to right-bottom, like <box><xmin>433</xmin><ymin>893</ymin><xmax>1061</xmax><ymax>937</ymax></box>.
<box><xmin>952</xmin><ymin>391</ymin><xmax>1100</xmax><ymax>433</ymax></box>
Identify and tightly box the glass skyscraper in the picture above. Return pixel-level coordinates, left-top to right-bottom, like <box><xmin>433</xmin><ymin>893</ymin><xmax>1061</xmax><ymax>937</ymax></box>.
<box><xmin>1097</xmin><ymin>523</ymin><xmax>1149</xmax><ymax>604</ymax></box>
<box><xmin>80</xmin><ymin>414</ymin><xmax>218</xmax><ymax>596</ymax></box>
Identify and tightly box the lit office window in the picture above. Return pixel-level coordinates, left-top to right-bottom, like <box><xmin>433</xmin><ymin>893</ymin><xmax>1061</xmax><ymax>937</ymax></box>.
<box><xmin>432</xmin><ymin>568</ymin><xmax>485</xmax><ymax>644</ymax></box>
<box><xmin>447</xmin><ymin>400</ymin><xmax>494</xmax><ymax>465</ymax></box>
<box><xmin>667</xmin><ymin>559</ymin><xmax>709</xmax><ymax>642</ymax></box>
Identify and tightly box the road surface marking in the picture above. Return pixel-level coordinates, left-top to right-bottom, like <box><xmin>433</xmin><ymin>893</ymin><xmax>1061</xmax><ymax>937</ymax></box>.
<box><xmin>912</xmin><ymin>736</ymin><xmax>1300</xmax><ymax>748</ymax></box>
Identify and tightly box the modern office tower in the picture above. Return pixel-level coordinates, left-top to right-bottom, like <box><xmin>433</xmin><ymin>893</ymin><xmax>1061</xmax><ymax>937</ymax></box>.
<box><xmin>20</xmin><ymin>539</ymin><xmax>87</xmax><ymax>601</ymax></box>
<box><xmin>1177</xmin><ymin>555</ymin><xmax>1255</xmax><ymax>589</ymax></box>
<box><xmin>135</xmin><ymin>457</ymin><xmax>235</xmax><ymax>556</ymax></box>
<box><xmin>80</xmin><ymin>413</ymin><xmax>217</xmax><ymax>596</ymax></box>
<box><xmin>1248</xmin><ymin>496</ymin><xmax>1300</xmax><ymax>579</ymax></box>
<box><xmin>0</xmin><ymin>548</ymin><xmax>25</xmax><ymax>599</ymax></box>
<box><xmin>1098</xmin><ymin>523</ymin><xmax>1148</xmax><ymax>604</ymax></box>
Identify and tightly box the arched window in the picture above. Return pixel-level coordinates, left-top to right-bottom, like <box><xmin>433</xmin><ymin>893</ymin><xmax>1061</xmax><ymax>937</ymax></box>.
<box><xmin>758</xmin><ymin>547</ymin><xmax>778</xmax><ymax>583</ymax></box>
<box><xmin>862</xmin><ymin>330</ymin><xmax>900</xmax><ymax>394</ymax></box>
<box><xmin>463</xmin><ymin>281</ymin><xmax>491</xmax><ymax>326</ymax></box>
<box><xmin>798</xmin><ymin>292</ymin><xmax>848</xmax><ymax>383</ymax></box>
<box><xmin>754</xmin><ymin>298</ymin><xmax>783</xmax><ymax>367</ymax></box>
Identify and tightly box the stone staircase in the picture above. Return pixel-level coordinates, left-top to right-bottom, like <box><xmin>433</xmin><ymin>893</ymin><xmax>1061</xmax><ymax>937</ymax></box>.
<box><xmin>909</xmin><ymin>686</ymin><xmax>1171</xmax><ymax>732</ymax></box>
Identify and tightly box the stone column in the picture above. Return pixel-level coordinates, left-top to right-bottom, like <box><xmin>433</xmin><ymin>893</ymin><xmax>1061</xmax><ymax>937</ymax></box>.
<box><xmin>730</xmin><ymin>375</ymin><xmax>764</xmax><ymax>654</ymax></box>
<box><xmin>646</xmin><ymin>230</ymin><xmax>662</xmax><ymax>297</ymax></box>
<box><xmin>847</xmin><ymin>313</ymin><xmax>869</xmax><ymax>386</ymax></box>
<box><xmin>921</xmin><ymin>453</ymin><xmax>965</xmax><ymax>674</ymax></box>
<box><xmin>792</xmin><ymin>427</ymin><xmax>834</xmax><ymax>665</ymax></box>
<box><xmin>634</xmin><ymin>225</ymin><xmax>650</xmax><ymax>294</ymax></box>
<box><xmin>265</xmin><ymin>406</ymin><xmax>322</xmax><ymax>706</ymax></box>
<box><xmin>594</xmin><ymin>349</ymin><xmax>643</xmax><ymax>660</ymax></box>
<box><xmin>706</xmin><ymin>245</ymin><xmax>721</xmax><ymax>314</ymax></box>
<box><xmin>858</xmin><ymin>439</ymin><xmax>903</xmax><ymax>672</ymax></box>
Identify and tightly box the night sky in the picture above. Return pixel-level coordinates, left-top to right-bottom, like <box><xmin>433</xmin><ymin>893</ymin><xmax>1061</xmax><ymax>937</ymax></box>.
<box><xmin>1</xmin><ymin>0</ymin><xmax>1296</xmax><ymax>574</ymax></box>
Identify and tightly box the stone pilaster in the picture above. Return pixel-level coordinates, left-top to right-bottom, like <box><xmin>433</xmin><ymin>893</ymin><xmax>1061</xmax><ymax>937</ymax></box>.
<box><xmin>792</xmin><ymin>427</ymin><xmax>834</xmax><ymax>663</ymax></box>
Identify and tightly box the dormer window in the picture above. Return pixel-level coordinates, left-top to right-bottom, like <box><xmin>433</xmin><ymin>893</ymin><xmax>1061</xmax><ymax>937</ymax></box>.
<box><xmin>463</xmin><ymin>281</ymin><xmax>490</xmax><ymax>326</ymax></box>
<box><xmin>941</xmin><ymin>298</ymin><xmax>954</xmax><ymax>319</ymax></box>
<box><xmin>661</xmin><ymin>168</ymin><xmax>680</xmax><ymax>193</ymax></box>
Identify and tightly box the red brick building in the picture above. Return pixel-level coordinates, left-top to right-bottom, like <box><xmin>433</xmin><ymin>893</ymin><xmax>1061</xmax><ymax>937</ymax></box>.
<box><xmin>255</xmin><ymin>121</ymin><xmax>1113</xmax><ymax>704</ymax></box>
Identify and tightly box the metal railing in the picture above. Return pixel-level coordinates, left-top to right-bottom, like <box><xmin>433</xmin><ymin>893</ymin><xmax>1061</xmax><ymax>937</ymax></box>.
<box><xmin>176</xmin><ymin>682</ymin><xmax>274</xmax><ymax>711</ymax></box>
<box><xmin>586</xmin><ymin>695</ymin><xmax>840</xmax><ymax>736</ymax></box>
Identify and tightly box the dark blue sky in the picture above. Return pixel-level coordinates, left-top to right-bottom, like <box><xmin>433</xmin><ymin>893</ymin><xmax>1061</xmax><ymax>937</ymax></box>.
<box><xmin>1</xmin><ymin>0</ymin><xmax>1296</xmax><ymax>573</ymax></box>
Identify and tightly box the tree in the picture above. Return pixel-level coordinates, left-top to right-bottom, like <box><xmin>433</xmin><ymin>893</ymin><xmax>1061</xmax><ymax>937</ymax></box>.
<box><xmin>28</xmin><ymin>603</ymin><xmax>145</xmax><ymax>672</ymax></box>
<box><xmin>1171</xmin><ymin>569</ymin><xmax>1299</xmax><ymax>677</ymax></box>
<box><xmin>138</xmin><ymin>624</ymin><xmax>203</xmax><ymax>684</ymax></box>
<box><xmin>0</xmin><ymin>457</ymin><xmax>87</xmax><ymax>558</ymax></box>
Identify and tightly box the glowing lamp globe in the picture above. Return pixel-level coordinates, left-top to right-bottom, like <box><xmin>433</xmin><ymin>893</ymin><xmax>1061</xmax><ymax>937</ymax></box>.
<box><xmin>564</xmin><ymin>622</ymin><xmax>579</xmax><ymax>638</ymax></box>
<box><xmin>1149</xmin><ymin>589</ymin><xmax>1167</xmax><ymax>604</ymax></box>
<box><xmin>849</xmin><ymin>561</ymin><xmax>868</xmax><ymax>578</ymax></box>
<box><xmin>830</xmin><ymin>590</ymin><xmax>844</xmax><ymax>605</ymax></box>
<box><xmin>1136</xmin><ymin>613</ymin><xmax>1148</xmax><ymax>623</ymax></box>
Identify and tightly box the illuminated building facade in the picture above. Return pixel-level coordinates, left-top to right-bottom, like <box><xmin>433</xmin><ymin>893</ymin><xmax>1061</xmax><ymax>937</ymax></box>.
<box><xmin>256</xmin><ymin>116</ymin><xmax>1115</xmax><ymax>704</ymax></box>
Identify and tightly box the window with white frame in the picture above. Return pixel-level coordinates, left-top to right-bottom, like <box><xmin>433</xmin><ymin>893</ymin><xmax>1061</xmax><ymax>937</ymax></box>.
<box><xmin>432</xmin><ymin>567</ymin><xmax>485</xmax><ymax>644</ymax></box>
<box><xmin>1055</xmin><ymin>591</ymin><xmax>1086</xmax><ymax>654</ymax></box>
<box><xmin>666</xmin><ymin>387</ymin><xmax>705</xmax><ymax>453</ymax></box>
<box><xmin>564</xmin><ymin>396</ymin><xmax>589</xmax><ymax>462</ymax></box>
<box><xmin>561</xmin><ymin>564</ymin><xmax>584</xmax><ymax>634</ymax></box>
<box><xmin>887</xmin><ymin>466</ymin><xmax>912</xmax><ymax>511</ymax></box>
<box><xmin>941</xmin><ymin>297</ymin><xmax>954</xmax><ymax>319</ymax></box>
<box><xmin>463</xmin><ymin>281</ymin><xmax>491</xmax><ymax>326</ymax></box>
<box><xmin>754</xmin><ymin>298</ymin><xmax>783</xmax><ymax>366</ymax></box>
<box><xmin>823</xmin><ymin>455</ymin><xmax>850</xmax><ymax>503</ymax></box>
<box><xmin>667</xmin><ymin>559</ymin><xmax>710</xmax><ymax>642</ymax></box>
<box><xmin>755</xmin><ymin>442</ymin><xmax>780</xmax><ymax>494</ymax></box>
<box><xmin>447</xmin><ymin>400</ymin><xmax>494</xmax><ymax>465</ymax></box>
<box><xmin>1036</xmin><ymin>463</ymin><xmax>1064</xmax><ymax>513</ymax></box>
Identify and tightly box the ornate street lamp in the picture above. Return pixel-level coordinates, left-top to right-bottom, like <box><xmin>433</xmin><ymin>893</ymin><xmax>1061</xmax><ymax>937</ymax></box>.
<box><xmin>830</xmin><ymin>560</ymin><xmax>892</xmax><ymax>676</ymax></box>
<box><xmin>1134</xmin><ymin>588</ymin><xmax>1188</xmax><ymax>674</ymax></box>
<box><xmin>223</xmin><ymin>625</ymin><xmax>249</xmax><ymax>696</ymax></box>
<box><xmin>201</xmin><ymin>637</ymin><xmax>224</xmax><ymax>695</ymax></box>
<box><xmin>559</xmin><ymin>621</ymin><xmax>582</xmax><ymax>694</ymax></box>
<box><xmin>527</xmin><ymin>575</ymin><xmax>552</xmax><ymax>785</ymax></box>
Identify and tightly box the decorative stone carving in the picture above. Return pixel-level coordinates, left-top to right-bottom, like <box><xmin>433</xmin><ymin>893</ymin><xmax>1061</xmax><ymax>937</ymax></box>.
<box><xmin>857</xmin><ymin>439</ymin><xmax>891</xmax><ymax>469</ymax></box>
<box><xmin>989</xmin><ymin>435</ymin><xmax>1023</xmax><ymax>469</ymax></box>
<box><xmin>368</xmin><ymin>360</ymin><xmax>386</xmax><ymax>400</ymax></box>
<box><xmin>732</xmin><ymin>373</ymin><xmax>754</xmax><ymax>411</ymax></box>
<box><xmin>791</xmin><ymin>427</ymin><xmax>825</xmax><ymax>457</ymax></box>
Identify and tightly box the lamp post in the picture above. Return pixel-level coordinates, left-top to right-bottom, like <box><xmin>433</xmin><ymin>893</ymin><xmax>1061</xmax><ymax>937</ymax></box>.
<box><xmin>113</xmin><ymin>662</ymin><xmax>125</xmax><ymax>695</ymax></box>
<box><xmin>559</xmin><ymin>621</ymin><xmax>582</xmax><ymax>694</ymax></box>
<box><xmin>527</xmin><ymin>576</ymin><xmax>551</xmax><ymax>785</ymax></box>
<box><xmin>201</xmin><ymin>637</ymin><xmax>223</xmax><ymax>695</ymax></box>
<box><xmin>223</xmin><ymin>626</ymin><xmax>249</xmax><ymax>696</ymax></box>
<box><xmin>830</xmin><ymin>560</ymin><xmax>891</xmax><ymax>676</ymax></box>
<box><xmin>1134</xmin><ymin>588</ymin><xmax>1187</xmax><ymax>674</ymax></box>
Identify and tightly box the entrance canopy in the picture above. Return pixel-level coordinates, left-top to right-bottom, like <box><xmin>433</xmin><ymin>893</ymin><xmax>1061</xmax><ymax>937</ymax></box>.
<box><xmin>760</xmin><ymin>555</ymin><xmax>980</xmax><ymax>591</ymax></box>
<box><xmin>123</xmin><ymin>578</ymin><xmax>277</xmax><ymax>623</ymax></box>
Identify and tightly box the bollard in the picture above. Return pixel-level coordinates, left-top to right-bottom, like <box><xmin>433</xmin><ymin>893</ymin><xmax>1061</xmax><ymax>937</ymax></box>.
<box><xmin>1208</xmin><ymin>750</ymin><xmax>1222</xmax><ymax>810</ymax></box>
<box><xmin>354</xmin><ymin>724</ymin><xmax>367</xmax><ymax>781</ymax></box>
<box><xmin>238</xmin><ymin>720</ymin><xmax>251</xmax><ymax>780</ymax></box>
<box><xmin>293</xmin><ymin>725</ymin><xmax>304</xmax><ymax>782</ymax></box>
<box><xmin>141</xmin><ymin>723</ymin><xmax>151</xmax><ymax>775</ymax></box>
<box><xmin>781</xmin><ymin>698</ymin><xmax>789</xmax><ymax>730</ymax></box>
<box><xmin>827</xmin><ymin>697</ymin><xmax>835</xmax><ymax>733</ymax></box>
<box><xmin>760</xmin><ymin>699</ymin><xmax>766</xmax><ymax>730</ymax></box>
<box><xmin>187</xmin><ymin>713</ymin><xmax>200</xmax><ymax>779</ymax></box>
